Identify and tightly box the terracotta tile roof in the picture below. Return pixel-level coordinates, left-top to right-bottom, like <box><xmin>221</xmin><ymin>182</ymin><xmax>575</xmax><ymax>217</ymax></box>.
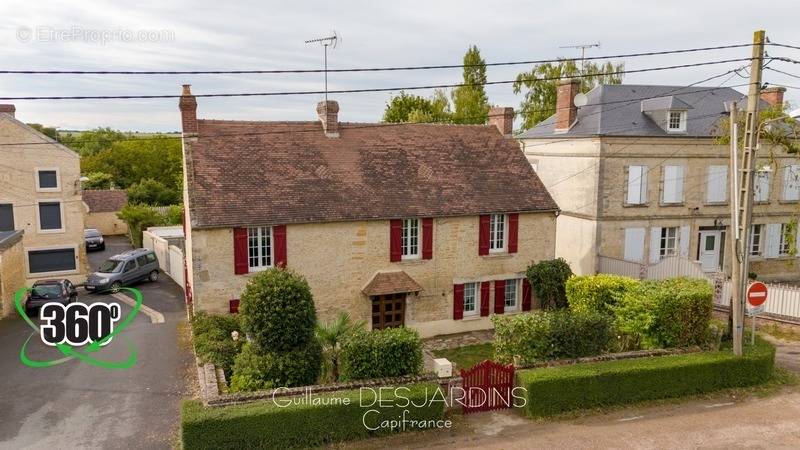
<box><xmin>186</xmin><ymin>120</ymin><xmax>558</xmax><ymax>228</ymax></box>
<box><xmin>362</xmin><ymin>271</ymin><xmax>423</xmax><ymax>296</ymax></box>
<box><xmin>82</xmin><ymin>189</ymin><xmax>128</xmax><ymax>212</ymax></box>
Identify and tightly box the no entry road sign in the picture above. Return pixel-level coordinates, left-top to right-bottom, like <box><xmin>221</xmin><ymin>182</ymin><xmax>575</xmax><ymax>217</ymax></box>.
<box><xmin>747</xmin><ymin>282</ymin><xmax>768</xmax><ymax>308</ymax></box>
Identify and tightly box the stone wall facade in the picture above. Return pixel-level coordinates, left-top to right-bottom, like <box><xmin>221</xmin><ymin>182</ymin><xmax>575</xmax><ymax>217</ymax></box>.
<box><xmin>0</xmin><ymin>233</ymin><xmax>25</xmax><ymax>317</ymax></box>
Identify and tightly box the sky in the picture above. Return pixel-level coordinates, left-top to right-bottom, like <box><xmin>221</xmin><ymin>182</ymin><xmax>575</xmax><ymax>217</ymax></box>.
<box><xmin>0</xmin><ymin>0</ymin><xmax>798</xmax><ymax>132</ymax></box>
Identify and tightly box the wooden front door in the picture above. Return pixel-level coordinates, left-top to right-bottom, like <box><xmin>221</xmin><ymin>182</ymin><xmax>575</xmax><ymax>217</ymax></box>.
<box><xmin>371</xmin><ymin>293</ymin><xmax>406</xmax><ymax>329</ymax></box>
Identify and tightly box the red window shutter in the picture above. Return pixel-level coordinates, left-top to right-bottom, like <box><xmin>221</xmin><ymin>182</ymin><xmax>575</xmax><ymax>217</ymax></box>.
<box><xmin>453</xmin><ymin>284</ymin><xmax>464</xmax><ymax>320</ymax></box>
<box><xmin>390</xmin><ymin>219</ymin><xmax>402</xmax><ymax>262</ymax></box>
<box><xmin>494</xmin><ymin>280</ymin><xmax>505</xmax><ymax>314</ymax></box>
<box><xmin>478</xmin><ymin>215</ymin><xmax>490</xmax><ymax>256</ymax></box>
<box><xmin>229</xmin><ymin>298</ymin><xmax>240</xmax><ymax>314</ymax></box>
<box><xmin>422</xmin><ymin>218</ymin><xmax>433</xmax><ymax>260</ymax></box>
<box><xmin>480</xmin><ymin>282</ymin><xmax>490</xmax><ymax>317</ymax></box>
<box><xmin>508</xmin><ymin>213</ymin><xmax>519</xmax><ymax>254</ymax></box>
<box><xmin>233</xmin><ymin>227</ymin><xmax>249</xmax><ymax>275</ymax></box>
<box><xmin>522</xmin><ymin>278</ymin><xmax>532</xmax><ymax>311</ymax></box>
<box><xmin>273</xmin><ymin>225</ymin><xmax>287</xmax><ymax>267</ymax></box>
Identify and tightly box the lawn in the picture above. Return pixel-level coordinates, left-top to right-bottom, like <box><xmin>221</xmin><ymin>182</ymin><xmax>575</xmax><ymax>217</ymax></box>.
<box><xmin>432</xmin><ymin>343</ymin><xmax>494</xmax><ymax>369</ymax></box>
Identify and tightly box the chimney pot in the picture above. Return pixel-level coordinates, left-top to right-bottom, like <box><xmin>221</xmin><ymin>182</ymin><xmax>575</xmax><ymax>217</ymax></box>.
<box><xmin>0</xmin><ymin>104</ymin><xmax>15</xmax><ymax>117</ymax></box>
<box><xmin>317</xmin><ymin>100</ymin><xmax>340</xmax><ymax>138</ymax></box>
<box><xmin>179</xmin><ymin>84</ymin><xmax>198</xmax><ymax>135</ymax></box>
<box><xmin>760</xmin><ymin>86</ymin><xmax>786</xmax><ymax>107</ymax></box>
<box><xmin>488</xmin><ymin>107</ymin><xmax>514</xmax><ymax>136</ymax></box>
<box><xmin>555</xmin><ymin>78</ymin><xmax>581</xmax><ymax>132</ymax></box>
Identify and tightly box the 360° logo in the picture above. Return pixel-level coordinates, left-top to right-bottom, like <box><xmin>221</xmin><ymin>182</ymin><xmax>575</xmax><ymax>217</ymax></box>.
<box><xmin>14</xmin><ymin>287</ymin><xmax>142</xmax><ymax>369</ymax></box>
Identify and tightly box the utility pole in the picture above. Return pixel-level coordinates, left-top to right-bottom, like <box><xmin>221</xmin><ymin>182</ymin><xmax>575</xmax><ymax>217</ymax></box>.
<box><xmin>731</xmin><ymin>30</ymin><xmax>766</xmax><ymax>356</ymax></box>
<box><xmin>728</xmin><ymin>101</ymin><xmax>742</xmax><ymax>354</ymax></box>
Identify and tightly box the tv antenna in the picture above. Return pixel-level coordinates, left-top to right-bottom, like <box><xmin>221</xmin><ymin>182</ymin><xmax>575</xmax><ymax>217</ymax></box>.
<box><xmin>558</xmin><ymin>42</ymin><xmax>600</xmax><ymax>75</ymax></box>
<box><xmin>305</xmin><ymin>31</ymin><xmax>340</xmax><ymax>102</ymax></box>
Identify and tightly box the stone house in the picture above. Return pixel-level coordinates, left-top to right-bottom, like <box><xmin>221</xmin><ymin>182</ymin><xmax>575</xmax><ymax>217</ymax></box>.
<box><xmin>521</xmin><ymin>81</ymin><xmax>799</xmax><ymax>282</ymax></box>
<box><xmin>0</xmin><ymin>105</ymin><xmax>87</xmax><ymax>284</ymax></box>
<box><xmin>178</xmin><ymin>86</ymin><xmax>558</xmax><ymax>337</ymax></box>
<box><xmin>0</xmin><ymin>230</ymin><xmax>25</xmax><ymax>317</ymax></box>
<box><xmin>82</xmin><ymin>189</ymin><xmax>129</xmax><ymax>235</ymax></box>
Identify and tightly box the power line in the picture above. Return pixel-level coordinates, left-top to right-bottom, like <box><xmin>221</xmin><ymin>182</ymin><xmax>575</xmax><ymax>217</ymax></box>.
<box><xmin>766</xmin><ymin>67</ymin><xmax>800</xmax><ymax>80</ymax></box>
<box><xmin>0</xmin><ymin>44</ymin><xmax>757</xmax><ymax>75</ymax></box>
<box><xmin>0</xmin><ymin>58</ymin><xmax>755</xmax><ymax>101</ymax></box>
<box><xmin>768</xmin><ymin>42</ymin><xmax>800</xmax><ymax>51</ymax></box>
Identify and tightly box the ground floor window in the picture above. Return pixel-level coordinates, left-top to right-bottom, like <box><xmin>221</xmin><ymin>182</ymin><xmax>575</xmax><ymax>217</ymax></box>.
<box><xmin>371</xmin><ymin>293</ymin><xmax>406</xmax><ymax>329</ymax></box>
<box><xmin>660</xmin><ymin>227</ymin><xmax>678</xmax><ymax>258</ymax></box>
<box><xmin>504</xmin><ymin>279</ymin><xmax>518</xmax><ymax>311</ymax></box>
<box><xmin>28</xmin><ymin>247</ymin><xmax>76</xmax><ymax>274</ymax></box>
<box><xmin>779</xmin><ymin>224</ymin><xmax>791</xmax><ymax>256</ymax></box>
<box><xmin>463</xmin><ymin>282</ymin><xmax>478</xmax><ymax>316</ymax></box>
<box><xmin>750</xmin><ymin>225</ymin><xmax>763</xmax><ymax>256</ymax></box>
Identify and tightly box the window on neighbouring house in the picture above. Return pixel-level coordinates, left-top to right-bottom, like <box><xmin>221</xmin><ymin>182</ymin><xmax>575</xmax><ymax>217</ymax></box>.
<box><xmin>750</xmin><ymin>224</ymin><xmax>763</xmax><ymax>257</ymax></box>
<box><xmin>667</xmin><ymin>111</ymin><xmax>686</xmax><ymax>131</ymax></box>
<box><xmin>660</xmin><ymin>227</ymin><xmax>678</xmax><ymax>257</ymax></box>
<box><xmin>401</xmin><ymin>218</ymin><xmax>420</xmax><ymax>260</ymax></box>
<box><xmin>626</xmin><ymin>165</ymin><xmax>648</xmax><ymax>205</ymax></box>
<box><xmin>779</xmin><ymin>224</ymin><xmax>791</xmax><ymax>256</ymax></box>
<box><xmin>36</xmin><ymin>169</ymin><xmax>59</xmax><ymax>190</ymax></box>
<box><xmin>706</xmin><ymin>165</ymin><xmax>728</xmax><ymax>203</ymax></box>
<box><xmin>463</xmin><ymin>282</ymin><xmax>478</xmax><ymax>316</ymax></box>
<box><xmin>782</xmin><ymin>165</ymin><xmax>800</xmax><ymax>201</ymax></box>
<box><xmin>661</xmin><ymin>165</ymin><xmax>685</xmax><ymax>204</ymax></box>
<box><xmin>754</xmin><ymin>170</ymin><xmax>771</xmax><ymax>202</ymax></box>
<box><xmin>504</xmin><ymin>279</ymin><xmax>518</xmax><ymax>311</ymax></box>
<box><xmin>28</xmin><ymin>248</ymin><xmax>76</xmax><ymax>274</ymax></box>
<box><xmin>38</xmin><ymin>201</ymin><xmax>62</xmax><ymax>231</ymax></box>
<box><xmin>247</xmin><ymin>226</ymin><xmax>272</xmax><ymax>271</ymax></box>
<box><xmin>489</xmin><ymin>213</ymin><xmax>506</xmax><ymax>252</ymax></box>
<box><xmin>0</xmin><ymin>203</ymin><xmax>13</xmax><ymax>232</ymax></box>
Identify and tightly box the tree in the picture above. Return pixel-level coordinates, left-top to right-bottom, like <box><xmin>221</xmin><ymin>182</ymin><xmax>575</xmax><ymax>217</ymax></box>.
<box><xmin>82</xmin><ymin>172</ymin><xmax>114</xmax><ymax>190</ymax></box>
<box><xmin>716</xmin><ymin>103</ymin><xmax>799</xmax><ymax>155</ymax></box>
<box><xmin>80</xmin><ymin>135</ymin><xmax>182</xmax><ymax>191</ymax></box>
<box><xmin>116</xmin><ymin>203</ymin><xmax>167</xmax><ymax>247</ymax></box>
<box><xmin>526</xmin><ymin>258</ymin><xmax>573</xmax><ymax>309</ymax></box>
<box><xmin>315</xmin><ymin>312</ymin><xmax>365</xmax><ymax>382</ymax></box>
<box><xmin>127</xmin><ymin>178</ymin><xmax>181</xmax><ymax>206</ymax></box>
<box><xmin>27</xmin><ymin>123</ymin><xmax>58</xmax><ymax>140</ymax></box>
<box><xmin>383</xmin><ymin>90</ymin><xmax>452</xmax><ymax>123</ymax></box>
<box><xmin>451</xmin><ymin>45</ymin><xmax>490</xmax><ymax>124</ymax></box>
<box><xmin>513</xmin><ymin>59</ymin><xmax>624</xmax><ymax>130</ymax></box>
<box><xmin>60</xmin><ymin>127</ymin><xmax>130</xmax><ymax>156</ymax></box>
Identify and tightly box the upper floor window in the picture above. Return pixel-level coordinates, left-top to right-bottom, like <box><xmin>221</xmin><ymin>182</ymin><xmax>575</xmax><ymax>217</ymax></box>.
<box><xmin>0</xmin><ymin>203</ymin><xmax>13</xmax><ymax>232</ymax></box>
<box><xmin>754</xmin><ymin>170</ymin><xmax>771</xmax><ymax>203</ymax></box>
<box><xmin>36</xmin><ymin>168</ymin><xmax>60</xmax><ymax>191</ymax></box>
<box><xmin>782</xmin><ymin>164</ymin><xmax>800</xmax><ymax>202</ymax></box>
<box><xmin>489</xmin><ymin>213</ymin><xmax>506</xmax><ymax>253</ymax></box>
<box><xmin>37</xmin><ymin>201</ymin><xmax>63</xmax><ymax>232</ymax></box>
<box><xmin>750</xmin><ymin>224</ymin><xmax>763</xmax><ymax>257</ymax></box>
<box><xmin>660</xmin><ymin>226</ymin><xmax>678</xmax><ymax>258</ymax></box>
<box><xmin>626</xmin><ymin>165</ymin><xmax>648</xmax><ymax>205</ymax></box>
<box><xmin>661</xmin><ymin>165</ymin><xmax>685</xmax><ymax>204</ymax></box>
<box><xmin>401</xmin><ymin>218</ymin><xmax>420</xmax><ymax>260</ymax></box>
<box><xmin>667</xmin><ymin>111</ymin><xmax>686</xmax><ymax>132</ymax></box>
<box><xmin>463</xmin><ymin>282</ymin><xmax>478</xmax><ymax>316</ymax></box>
<box><xmin>247</xmin><ymin>226</ymin><xmax>272</xmax><ymax>271</ymax></box>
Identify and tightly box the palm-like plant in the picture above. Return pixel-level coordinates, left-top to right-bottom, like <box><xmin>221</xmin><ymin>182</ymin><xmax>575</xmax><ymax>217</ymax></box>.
<box><xmin>315</xmin><ymin>312</ymin><xmax>365</xmax><ymax>382</ymax></box>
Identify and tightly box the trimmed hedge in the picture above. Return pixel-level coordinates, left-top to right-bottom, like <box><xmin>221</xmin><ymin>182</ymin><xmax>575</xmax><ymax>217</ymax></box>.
<box><xmin>181</xmin><ymin>383</ymin><xmax>446</xmax><ymax>449</ymax></box>
<box><xmin>339</xmin><ymin>327</ymin><xmax>423</xmax><ymax>380</ymax></box>
<box><xmin>229</xmin><ymin>341</ymin><xmax>323</xmax><ymax>392</ymax></box>
<box><xmin>192</xmin><ymin>312</ymin><xmax>243</xmax><ymax>378</ymax></box>
<box><xmin>566</xmin><ymin>274</ymin><xmax>639</xmax><ymax>315</ymax></box>
<box><xmin>517</xmin><ymin>339</ymin><xmax>775</xmax><ymax>417</ymax></box>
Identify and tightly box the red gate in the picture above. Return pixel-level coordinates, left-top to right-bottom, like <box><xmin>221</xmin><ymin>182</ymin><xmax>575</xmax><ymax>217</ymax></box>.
<box><xmin>460</xmin><ymin>360</ymin><xmax>515</xmax><ymax>414</ymax></box>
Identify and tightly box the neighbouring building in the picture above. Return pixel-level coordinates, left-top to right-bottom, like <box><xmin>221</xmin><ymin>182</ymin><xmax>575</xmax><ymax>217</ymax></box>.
<box><xmin>521</xmin><ymin>81</ymin><xmax>799</xmax><ymax>282</ymax></box>
<box><xmin>0</xmin><ymin>105</ymin><xmax>87</xmax><ymax>284</ymax></box>
<box><xmin>178</xmin><ymin>85</ymin><xmax>558</xmax><ymax>337</ymax></box>
<box><xmin>82</xmin><ymin>189</ymin><xmax>129</xmax><ymax>235</ymax></box>
<box><xmin>0</xmin><ymin>230</ymin><xmax>25</xmax><ymax>317</ymax></box>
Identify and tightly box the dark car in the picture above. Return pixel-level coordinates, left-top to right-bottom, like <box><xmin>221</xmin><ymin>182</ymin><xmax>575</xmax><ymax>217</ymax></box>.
<box><xmin>84</xmin><ymin>228</ymin><xmax>105</xmax><ymax>251</ymax></box>
<box><xmin>26</xmin><ymin>279</ymin><xmax>78</xmax><ymax>314</ymax></box>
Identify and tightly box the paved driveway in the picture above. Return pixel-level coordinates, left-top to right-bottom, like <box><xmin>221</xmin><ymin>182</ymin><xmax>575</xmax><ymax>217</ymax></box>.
<box><xmin>0</xmin><ymin>236</ymin><xmax>192</xmax><ymax>449</ymax></box>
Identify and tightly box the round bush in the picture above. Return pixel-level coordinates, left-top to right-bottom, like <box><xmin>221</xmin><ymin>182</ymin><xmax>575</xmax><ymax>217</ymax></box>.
<box><xmin>566</xmin><ymin>274</ymin><xmax>639</xmax><ymax>316</ymax></box>
<box><xmin>526</xmin><ymin>258</ymin><xmax>573</xmax><ymax>309</ymax></box>
<box><xmin>230</xmin><ymin>341</ymin><xmax>323</xmax><ymax>391</ymax></box>
<box><xmin>239</xmin><ymin>268</ymin><xmax>317</xmax><ymax>352</ymax></box>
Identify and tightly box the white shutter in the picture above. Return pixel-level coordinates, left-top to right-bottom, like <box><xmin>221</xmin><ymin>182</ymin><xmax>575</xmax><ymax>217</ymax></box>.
<box><xmin>764</xmin><ymin>223</ymin><xmax>782</xmax><ymax>258</ymax></box>
<box><xmin>783</xmin><ymin>165</ymin><xmax>800</xmax><ymax>201</ymax></box>
<box><xmin>679</xmin><ymin>225</ymin><xmax>691</xmax><ymax>257</ymax></box>
<box><xmin>624</xmin><ymin>228</ymin><xmax>646</xmax><ymax>262</ymax></box>
<box><xmin>626</xmin><ymin>165</ymin><xmax>647</xmax><ymax>205</ymax></box>
<box><xmin>706</xmin><ymin>165</ymin><xmax>728</xmax><ymax>203</ymax></box>
<box><xmin>663</xmin><ymin>166</ymin><xmax>684</xmax><ymax>203</ymax></box>
<box><xmin>754</xmin><ymin>171</ymin><xmax>770</xmax><ymax>202</ymax></box>
<box><xmin>649</xmin><ymin>227</ymin><xmax>662</xmax><ymax>263</ymax></box>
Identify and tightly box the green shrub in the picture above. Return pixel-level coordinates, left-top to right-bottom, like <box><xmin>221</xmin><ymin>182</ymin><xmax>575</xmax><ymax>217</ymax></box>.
<box><xmin>181</xmin><ymin>383</ymin><xmax>446</xmax><ymax>449</ymax></box>
<box><xmin>239</xmin><ymin>268</ymin><xmax>317</xmax><ymax>352</ymax></box>
<box><xmin>614</xmin><ymin>277</ymin><xmax>713</xmax><ymax>350</ymax></box>
<box><xmin>526</xmin><ymin>258</ymin><xmax>573</xmax><ymax>309</ymax></box>
<box><xmin>517</xmin><ymin>338</ymin><xmax>775</xmax><ymax>417</ymax></box>
<box><xmin>192</xmin><ymin>312</ymin><xmax>243</xmax><ymax>378</ymax></box>
<box><xmin>229</xmin><ymin>342</ymin><xmax>323</xmax><ymax>391</ymax></box>
<box><xmin>566</xmin><ymin>274</ymin><xmax>639</xmax><ymax>315</ymax></box>
<box><xmin>492</xmin><ymin>309</ymin><xmax>614</xmax><ymax>365</ymax></box>
<box><xmin>339</xmin><ymin>328</ymin><xmax>423</xmax><ymax>380</ymax></box>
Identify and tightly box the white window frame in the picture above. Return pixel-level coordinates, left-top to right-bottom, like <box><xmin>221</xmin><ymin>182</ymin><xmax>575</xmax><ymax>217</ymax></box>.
<box><xmin>782</xmin><ymin>164</ymin><xmax>800</xmax><ymax>202</ymax></box>
<box><xmin>35</xmin><ymin>167</ymin><xmax>61</xmax><ymax>192</ymax></box>
<box><xmin>660</xmin><ymin>227</ymin><xmax>678</xmax><ymax>257</ymax></box>
<box><xmin>779</xmin><ymin>224</ymin><xmax>791</xmax><ymax>256</ymax></box>
<box><xmin>504</xmin><ymin>279</ymin><xmax>520</xmax><ymax>312</ymax></box>
<box><xmin>754</xmin><ymin>170</ymin><xmax>771</xmax><ymax>203</ymax></box>
<box><xmin>463</xmin><ymin>282</ymin><xmax>479</xmax><ymax>317</ymax></box>
<box><xmin>666</xmin><ymin>110</ymin><xmax>687</xmax><ymax>132</ymax></box>
<box><xmin>247</xmin><ymin>226</ymin><xmax>273</xmax><ymax>272</ymax></box>
<box><xmin>35</xmin><ymin>199</ymin><xmax>65</xmax><ymax>234</ymax></box>
<box><xmin>489</xmin><ymin>213</ymin><xmax>507</xmax><ymax>253</ymax></box>
<box><xmin>25</xmin><ymin>244</ymin><xmax>79</xmax><ymax>277</ymax></box>
<box><xmin>401</xmin><ymin>218</ymin><xmax>420</xmax><ymax>260</ymax></box>
<box><xmin>661</xmin><ymin>165</ymin><xmax>685</xmax><ymax>204</ymax></box>
<box><xmin>750</xmin><ymin>224</ymin><xmax>763</xmax><ymax>257</ymax></box>
<box><xmin>626</xmin><ymin>165</ymin><xmax>648</xmax><ymax>205</ymax></box>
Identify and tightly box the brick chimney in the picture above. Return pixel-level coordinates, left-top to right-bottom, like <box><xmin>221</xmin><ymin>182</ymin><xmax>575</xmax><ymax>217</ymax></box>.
<box><xmin>178</xmin><ymin>84</ymin><xmax>198</xmax><ymax>135</ymax></box>
<box><xmin>760</xmin><ymin>86</ymin><xmax>786</xmax><ymax>107</ymax></box>
<box><xmin>0</xmin><ymin>104</ymin><xmax>15</xmax><ymax>117</ymax></box>
<box><xmin>488</xmin><ymin>107</ymin><xmax>514</xmax><ymax>137</ymax></box>
<box><xmin>317</xmin><ymin>100</ymin><xmax>339</xmax><ymax>138</ymax></box>
<box><xmin>555</xmin><ymin>78</ymin><xmax>581</xmax><ymax>132</ymax></box>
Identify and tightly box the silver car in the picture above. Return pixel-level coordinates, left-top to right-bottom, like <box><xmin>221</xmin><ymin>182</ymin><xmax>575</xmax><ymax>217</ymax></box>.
<box><xmin>85</xmin><ymin>248</ymin><xmax>160</xmax><ymax>293</ymax></box>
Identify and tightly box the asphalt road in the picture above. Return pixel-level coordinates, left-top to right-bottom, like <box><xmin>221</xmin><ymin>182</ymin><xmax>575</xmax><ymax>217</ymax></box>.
<box><xmin>0</xmin><ymin>236</ymin><xmax>192</xmax><ymax>449</ymax></box>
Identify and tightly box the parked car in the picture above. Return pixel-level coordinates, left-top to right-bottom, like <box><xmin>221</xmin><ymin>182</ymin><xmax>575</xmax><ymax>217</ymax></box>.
<box><xmin>84</xmin><ymin>248</ymin><xmax>160</xmax><ymax>293</ymax></box>
<box><xmin>84</xmin><ymin>228</ymin><xmax>105</xmax><ymax>251</ymax></box>
<box><xmin>26</xmin><ymin>279</ymin><xmax>78</xmax><ymax>313</ymax></box>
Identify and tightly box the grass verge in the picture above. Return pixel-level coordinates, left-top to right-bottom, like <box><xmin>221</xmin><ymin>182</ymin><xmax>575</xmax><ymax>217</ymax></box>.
<box><xmin>431</xmin><ymin>343</ymin><xmax>493</xmax><ymax>369</ymax></box>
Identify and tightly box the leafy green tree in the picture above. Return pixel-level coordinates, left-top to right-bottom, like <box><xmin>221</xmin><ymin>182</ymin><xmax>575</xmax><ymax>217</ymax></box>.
<box><xmin>316</xmin><ymin>312</ymin><xmax>365</xmax><ymax>382</ymax></box>
<box><xmin>526</xmin><ymin>258</ymin><xmax>574</xmax><ymax>309</ymax></box>
<box><xmin>127</xmin><ymin>178</ymin><xmax>181</xmax><ymax>206</ymax></box>
<box><xmin>451</xmin><ymin>45</ymin><xmax>490</xmax><ymax>124</ymax></box>
<box><xmin>81</xmin><ymin>135</ymin><xmax>182</xmax><ymax>190</ymax></box>
<box><xmin>513</xmin><ymin>59</ymin><xmax>624</xmax><ymax>130</ymax></box>
<box><xmin>82</xmin><ymin>172</ymin><xmax>114</xmax><ymax>190</ymax></box>
<box><xmin>61</xmin><ymin>127</ymin><xmax>130</xmax><ymax>156</ymax></box>
<box><xmin>716</xmin><ymin>103</ymin><xmax>799</xmax><ymax>154</ymax></box>
<box><xmin>27</xmin><ymin>123</ymin><xmax>58</xmax><ymax>140</ymax></box>
<box><xmin>117</xmin><ymin>203</ymin><xmax>167</xmax><ymax>247</ymax></box>
<box><xmin>383</xmin><ymin>90</ymin><xmax>452</xmax><ymax>123</ymax></box>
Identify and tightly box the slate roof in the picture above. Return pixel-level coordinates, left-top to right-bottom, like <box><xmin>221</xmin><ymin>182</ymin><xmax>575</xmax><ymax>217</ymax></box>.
<box><xmin>520</xmin><ymin>85</ymin><xmax>753</xmax><ymax>138</ymax></box>
<box><xmin>82</xmin><ymin>189</ymin><xmax>128</xmax><ymax>212</ymax></box>
<box><xmin>186</xmin><ymin>120</ymin><xmax>558</xmax><ymax>229</ymax></box>
<box><xmin>362</xmin><ymin>271</ymin><xmax>423</xmax><ymax>296</ymax></box>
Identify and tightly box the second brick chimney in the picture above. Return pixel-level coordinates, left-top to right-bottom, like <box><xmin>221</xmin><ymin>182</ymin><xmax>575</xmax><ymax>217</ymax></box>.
<box><xmin>317</xmin><ymin>100</ymin><xmax>339</xmax><ymax>138</ymax></box>
<box><xmin>0</xmin><ymin>104</ymin><xmax>15</xmax><ymax>117</ymax></box>
<box><xmin>760</xmin><ymin>86</ymin><xmax>786</xmax><ymax>107</ymax></box>
<box><xmin>488</xmin><ymin>107</ymin><xmax>514</xmax><ymax>137</ymax></box>
<box><xmin>178</xmin><ymin>84</ymin><xmax>198</xmax><ymax>135</ymax></box>
<box><xmin>555</xmin><ymin>78</ymin><xmax>581</xmax><ymax>132</ymax></box>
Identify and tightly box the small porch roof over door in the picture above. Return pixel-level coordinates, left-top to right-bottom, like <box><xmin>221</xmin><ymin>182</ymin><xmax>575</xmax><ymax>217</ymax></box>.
<box><xmin>362</xmin><ymin>271</ymin><xmax>423</xmax><ymax>296</ymax></box>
